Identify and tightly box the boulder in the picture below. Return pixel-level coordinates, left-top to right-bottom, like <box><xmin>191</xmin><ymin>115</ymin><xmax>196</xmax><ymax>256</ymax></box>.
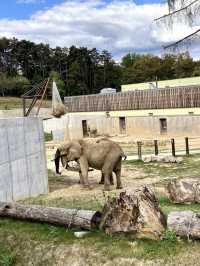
<box><xmin>168</xmin><ymin>211</ymin><xmax>200</xmax><ymax>239</ymax></box>
<box><xmin>168</xmin><ymin>178</ymin><xmax>200</xmax><ymax>203</ymax></box>
<box><xmin>100</xmin><ymin>187</ymin><xmax>167</xmax><ymax>240</ymax></box>
<box><xmin>143</xmin><ymin>155</ymin><xmax>183</xmax><ymax>163</ymax></box>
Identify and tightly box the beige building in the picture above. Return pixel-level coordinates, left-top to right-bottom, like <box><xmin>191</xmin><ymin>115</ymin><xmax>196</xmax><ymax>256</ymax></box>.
<box><xmin>121</xmin><ymin>76</ymin><xmax>200</xmax><ymax>91</ymax></box>
<box><xmin>44</xmin><ymin>82</ymin><xmax>200</xmax><ymax>140</ymax></box>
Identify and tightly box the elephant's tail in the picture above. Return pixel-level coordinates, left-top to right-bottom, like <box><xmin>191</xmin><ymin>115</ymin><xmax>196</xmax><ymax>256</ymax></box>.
<box><xmin>55</xmin><ymin>148</ymin><xmax>61</xmax><ymax>174</ymax></box>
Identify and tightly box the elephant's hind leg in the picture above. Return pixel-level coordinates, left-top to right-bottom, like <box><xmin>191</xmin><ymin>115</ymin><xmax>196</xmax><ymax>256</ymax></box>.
<box><xmin>114</xmin><ymin>161</ymin><xmax>123</xmax><ymax>189</ymax></box>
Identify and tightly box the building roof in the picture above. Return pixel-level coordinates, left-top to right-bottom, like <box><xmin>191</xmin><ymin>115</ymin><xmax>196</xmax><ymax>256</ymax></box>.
<box><xmin>121</xmin><ymin>76</ymin><xmax>200</xmax><ymax>92</ymax></box>
<box><xmin>65</xmin><ymin>86</ymin><xmax>200</xmax><ymax>113</ymax></box>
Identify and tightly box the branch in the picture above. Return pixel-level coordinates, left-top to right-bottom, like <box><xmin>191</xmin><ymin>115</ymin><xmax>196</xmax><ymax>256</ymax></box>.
<box><xmin>154</xmin><ymin>0</ymin><xmax>200</xmax><ymax>21</ymax></box>
<box><xmin>163</xmin><ymin>28</ymin><xmax>200</xmax><ymax>50</ymax></box>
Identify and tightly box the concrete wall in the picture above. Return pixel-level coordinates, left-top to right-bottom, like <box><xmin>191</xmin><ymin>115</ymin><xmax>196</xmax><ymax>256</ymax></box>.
<box><xmin>0</xmin><ymin>117</ymin><xmax>48</xmax><ymax>202</ymax></box>
<box><xmin>0</xmin><ymin>108</ymin><xmax>52</xmax><ymax>119</ymax></box>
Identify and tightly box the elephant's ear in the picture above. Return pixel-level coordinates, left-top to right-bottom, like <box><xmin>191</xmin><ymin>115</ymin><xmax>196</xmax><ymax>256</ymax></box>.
<box><xmin>55</xmin><ymin>148</ymin><xmax>61</xmax><ymax>174</ymax></box>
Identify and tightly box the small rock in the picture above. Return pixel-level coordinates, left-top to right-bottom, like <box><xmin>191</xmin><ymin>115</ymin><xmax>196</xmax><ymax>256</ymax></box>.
<box><xmin>143</xmin><ymin>155</ymin><xmax>183</xmax><ymax>163</ymax></box>
<box><xmin>74</xmin><ymin>231</ymin><xmax>90</xmax><ymax>238</ymax></box>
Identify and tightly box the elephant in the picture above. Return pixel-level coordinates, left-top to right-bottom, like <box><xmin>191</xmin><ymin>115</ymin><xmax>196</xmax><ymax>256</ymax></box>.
<box><xmin>54</xmin><ymin>138</ymin><xmax>126</xmax><ymax>191</ymax></box>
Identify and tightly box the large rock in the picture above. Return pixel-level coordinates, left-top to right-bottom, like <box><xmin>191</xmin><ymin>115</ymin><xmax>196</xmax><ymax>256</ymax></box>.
<box><xmin>100</xmin><ymin>187</ymin><xmax>167</xmax><ymax>240</ymax></box>
<box><xmin>143</xmin><ymin>155</ymin><xmax>183</xmax><ymax>163</ymax></box>
<box><xmin>168</xmin><ymin>178</ymin><xmax>200</xmax><ymax>203</ymax></box>
<box><xmin>168</xmin><ymin>211</ymin><xmax>200</xmax><ymax>239</ymax></box>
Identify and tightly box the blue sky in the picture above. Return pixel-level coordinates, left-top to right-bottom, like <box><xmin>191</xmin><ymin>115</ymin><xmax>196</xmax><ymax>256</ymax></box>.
<box><xmin>0</xmin><ymin>0</ymin><xmax>195</xmax><ymax>59</ymax></box>
<box><xmin>0</xmin><ymin>0</ymin><xmax>163</xmax><ymax>20</ymax></box>
<box><xmin>0</xmin><ymin>0</ymin><xmax>64</xmax><ymax>19</ymax></box>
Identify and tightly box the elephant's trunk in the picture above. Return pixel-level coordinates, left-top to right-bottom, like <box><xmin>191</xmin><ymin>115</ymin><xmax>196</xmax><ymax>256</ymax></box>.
<box><xmin>55</xmin><ymin>149</ymin><xmax>61</xmax><ymax>174</ymax></box>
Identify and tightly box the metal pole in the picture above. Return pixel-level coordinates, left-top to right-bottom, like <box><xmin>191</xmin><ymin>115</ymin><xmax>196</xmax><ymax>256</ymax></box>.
<box><xmin>137</xmin><ymin>141</ymin><xmax>142</xmax><ymax>160</ymax></box>
<box><xmin>154</xmin><ymin>140</ymin><xmax>158</xmax><ymax>155</ymax></box>
<box><xmin>171</xmin><ymin>138</ymin><xmax>176</xmax><ymax>157</ymax></box>
<box><xmin>185</xmin><ymin>137</ymin><xmax>189</xmax><ymax>156</ymax></box>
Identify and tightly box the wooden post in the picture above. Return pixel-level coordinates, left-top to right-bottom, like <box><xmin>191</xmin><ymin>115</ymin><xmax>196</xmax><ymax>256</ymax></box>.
<box><xmin>171</xmin><ymin>138</ymin><xmax>175</xmax><ymax>157</ymax></box>
<box><xmin>154</xmin><ymin>140</ymin><xmax>158</xmax><ymax>155</ymax></box>
<box><xmin>137</xmin><ymin>141</ymin><xmax>142</xmax><ymax>160</ymax></box>
<box><xmin>185</xmin><ymin>137</ymin><xmax>189</xmax><ymax>156</ymax></box>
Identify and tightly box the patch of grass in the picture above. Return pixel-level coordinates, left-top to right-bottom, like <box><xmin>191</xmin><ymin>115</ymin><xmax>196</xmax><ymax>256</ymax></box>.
<box><xmin>79</xmin><ymin>230</ymin><xmax>191</xmax><ymax>261</ymax></box>
<box><xmin>44</xmin><ymin>132</ymin><xmax>53</xmax><ymax>142</ymax></box>
<box><xmin>123</xmin><ymin>154</ymin><xmax>200</xmax><ymax>180</ymax></box>
<box><xmin>0</xmin><ymin>245</ymin><xmax>15</xmax><ymax>266</ymax></box>
<box><xmin>159</xmin><ymin>197</ymin><xmax>200</xmax><ymax>215</ymax></box>
<box><xmin>0</xmin><ymin>254</ymin><xmax>15</xmax><ymax>266</ymax></box>
<box><xmin>0</xmin><ymin>97</ymin><xmax>51</xmax><ymax>110</ymax></box>
<box><xmin>21</xmin><ymin>194</ymin><xmax>104</xmax><ymax>211</ymax></box>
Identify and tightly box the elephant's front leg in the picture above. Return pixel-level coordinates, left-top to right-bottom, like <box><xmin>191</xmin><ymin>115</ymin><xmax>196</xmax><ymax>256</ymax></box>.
<box><xmin>99</xmin><ymin>173</ymin><xmax>114</xmax><ymax>185</ymax></box>
<box><xmin>78</xmin><ymin>171</ymin><xmax>84</xmax><ymax>185</ymax></box>
<box><xmin>78</xmin><ymin>156</ymin><xmax>90</xmax><ymax>188</ymax></box>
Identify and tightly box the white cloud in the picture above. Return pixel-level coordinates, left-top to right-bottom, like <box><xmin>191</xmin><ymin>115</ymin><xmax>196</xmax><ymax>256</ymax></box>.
<box><xmin>0</xmin><ymin>0</ymin><xmax>197</xmax><ymax>58</ymax></box>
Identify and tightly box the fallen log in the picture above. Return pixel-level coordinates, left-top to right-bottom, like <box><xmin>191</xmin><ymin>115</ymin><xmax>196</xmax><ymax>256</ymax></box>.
<box><xmin>168</xmin><ymin>178</ymin><xmax>200</xmax><ymax>204</ymax></box>
<box><xmin>168</xmin><ymin>211</ymin><xmax>200</xmax><ymax>239</ymax></box>
<box><xmin>0</xmin><ymin>202</ymin><xmax>101</xmax><ymax>230</ymax></box>
<box><xmin>0</xmin><ymin>189</ymin><xmax>167</xmax><ymax>240</ymax></box>
<box><xmin>100</xmin><ymin>187</ymin><xmax>167</xmax><ymax>240</ymax></box>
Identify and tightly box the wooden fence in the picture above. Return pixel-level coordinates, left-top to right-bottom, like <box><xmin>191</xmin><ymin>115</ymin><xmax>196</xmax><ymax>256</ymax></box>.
<box><xmin>136</xmin><ymin>137</ymin><xmax>198</xmax><ymax>160</ymax></box>
<box><xmin>64</xmin><ymin>86</ymin><xmax>200</xmax><ymax>112</ymax></box>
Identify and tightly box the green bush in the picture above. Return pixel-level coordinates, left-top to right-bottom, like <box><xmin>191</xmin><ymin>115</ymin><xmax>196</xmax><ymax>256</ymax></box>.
<box><xmin>44</xmin><ymin>132</ymin><xmax>53</xmax><ymax>142</ymax></box>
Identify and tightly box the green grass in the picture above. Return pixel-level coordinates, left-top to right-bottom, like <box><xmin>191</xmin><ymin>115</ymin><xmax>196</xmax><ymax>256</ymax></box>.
<box><xmin>44</xmin><ymin>132</ymin><xmax>53</xmax><ymax>142</ymax></box>
<box><xmin>123</xmin><ymin>154</ymin><xmax>200</xmax><ymax>180</ymax></box>
<box><xmin>1</xmin><ymin>195</ymin><xmax>200</xmax><ymax>265</ymax></box>
<box><xmin>1</xmin><ymin>154</ymin><xmax>200</xmax><ymax>265</ymax></box>
<box><xmin>0</xmin><ymin>245</ymin><xmax>15</xmax><ymax>266</ymax></box>
<box><xmin>0</xmin><ymin>97</ymin><xmax>51</xmax><ymax>110</ymax></box>
<box><xmin>0</xmin><ymin>217</ymin><xmax>197</xmax><ymax>265</ymax></box>
<box><xmin>21</xmin><ymin>194</ymin><xmax>104</xmax><ymax>211</ymax></box>
<box><xmin>160</xmin><ymin>197</ymin><xmax>200</xmax><ymax>214</ymax></box>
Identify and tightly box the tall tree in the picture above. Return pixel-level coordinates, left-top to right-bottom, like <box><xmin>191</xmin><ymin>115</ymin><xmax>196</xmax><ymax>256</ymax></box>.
<box><xmin>155</xmin><ymin>0</ymin><xmax>200</xmax><ymax>51</ymax></box>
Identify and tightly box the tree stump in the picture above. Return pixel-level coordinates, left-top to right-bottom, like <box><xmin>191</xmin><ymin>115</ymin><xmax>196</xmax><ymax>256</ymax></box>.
<box><xmin>168</xmin><ymin>179</ymin><xmax>200</xmax><ymax>204</ymax></box>
<box><xmin>168</xmin><ymin>211</ymin><xmax>200</xmax><ymax>239</ymax></box>
<box><xmin>100</xmin><ymin>187</ymin><xmax>167</xmax><ymax>240</ymax></box>
<box><xmin>0</xmin><ymin>202</ymin><xmax>101</xmax><ymax>230</ymax></box>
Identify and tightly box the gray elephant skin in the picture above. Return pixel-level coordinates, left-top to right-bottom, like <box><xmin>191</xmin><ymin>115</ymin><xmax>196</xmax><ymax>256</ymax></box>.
<box><xmin>54</xmin><ymin>138</ymin><xmax>126</xmax><ymax>191</ymax></box>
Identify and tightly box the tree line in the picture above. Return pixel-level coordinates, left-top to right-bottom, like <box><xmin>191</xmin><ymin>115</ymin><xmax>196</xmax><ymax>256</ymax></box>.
<box><xmin>0</xmin><ymin>37</ymin><xmax>200</xmax><ymax>97</ymax></box>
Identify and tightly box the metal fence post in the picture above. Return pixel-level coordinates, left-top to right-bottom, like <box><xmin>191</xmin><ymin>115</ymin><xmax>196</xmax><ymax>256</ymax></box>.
<box><xmin>185</xmin><ymin>137</ymin><xmax>189</xmax><ymax>156</ymax></box>
<box><xmin>171</xmin><ymin>138</ymin><xmax>176</xmax><ymax>157</ymax></box>
<box><xmin>154</xmin><ymin>140</ymin><xmax>158</xmax><ymax>156</ymax></box>
<box><xmin>137</xmin><ymin>141</ymin><xmax>142</xmax><ymax>160</ymax></box>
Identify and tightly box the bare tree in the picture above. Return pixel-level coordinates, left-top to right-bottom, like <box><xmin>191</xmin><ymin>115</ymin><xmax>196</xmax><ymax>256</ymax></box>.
<box><xmin>155</xmin><ymin>0</ymin><xmax>200</xmax><ymax>51</ymax></box>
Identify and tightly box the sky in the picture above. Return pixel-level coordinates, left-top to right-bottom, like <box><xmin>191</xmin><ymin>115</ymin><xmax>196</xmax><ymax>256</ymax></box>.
<box><xmin>0</xmin><ymin>0</ymin><xmax>198</xmax><ymax>60</ymax></box>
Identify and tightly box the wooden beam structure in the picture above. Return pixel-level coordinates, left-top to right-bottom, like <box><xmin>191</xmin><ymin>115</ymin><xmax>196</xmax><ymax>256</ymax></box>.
<box><xmin>21</xmin><ymin>78</ymin><xmax>50</xmax><ymax>117</ymax></box>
